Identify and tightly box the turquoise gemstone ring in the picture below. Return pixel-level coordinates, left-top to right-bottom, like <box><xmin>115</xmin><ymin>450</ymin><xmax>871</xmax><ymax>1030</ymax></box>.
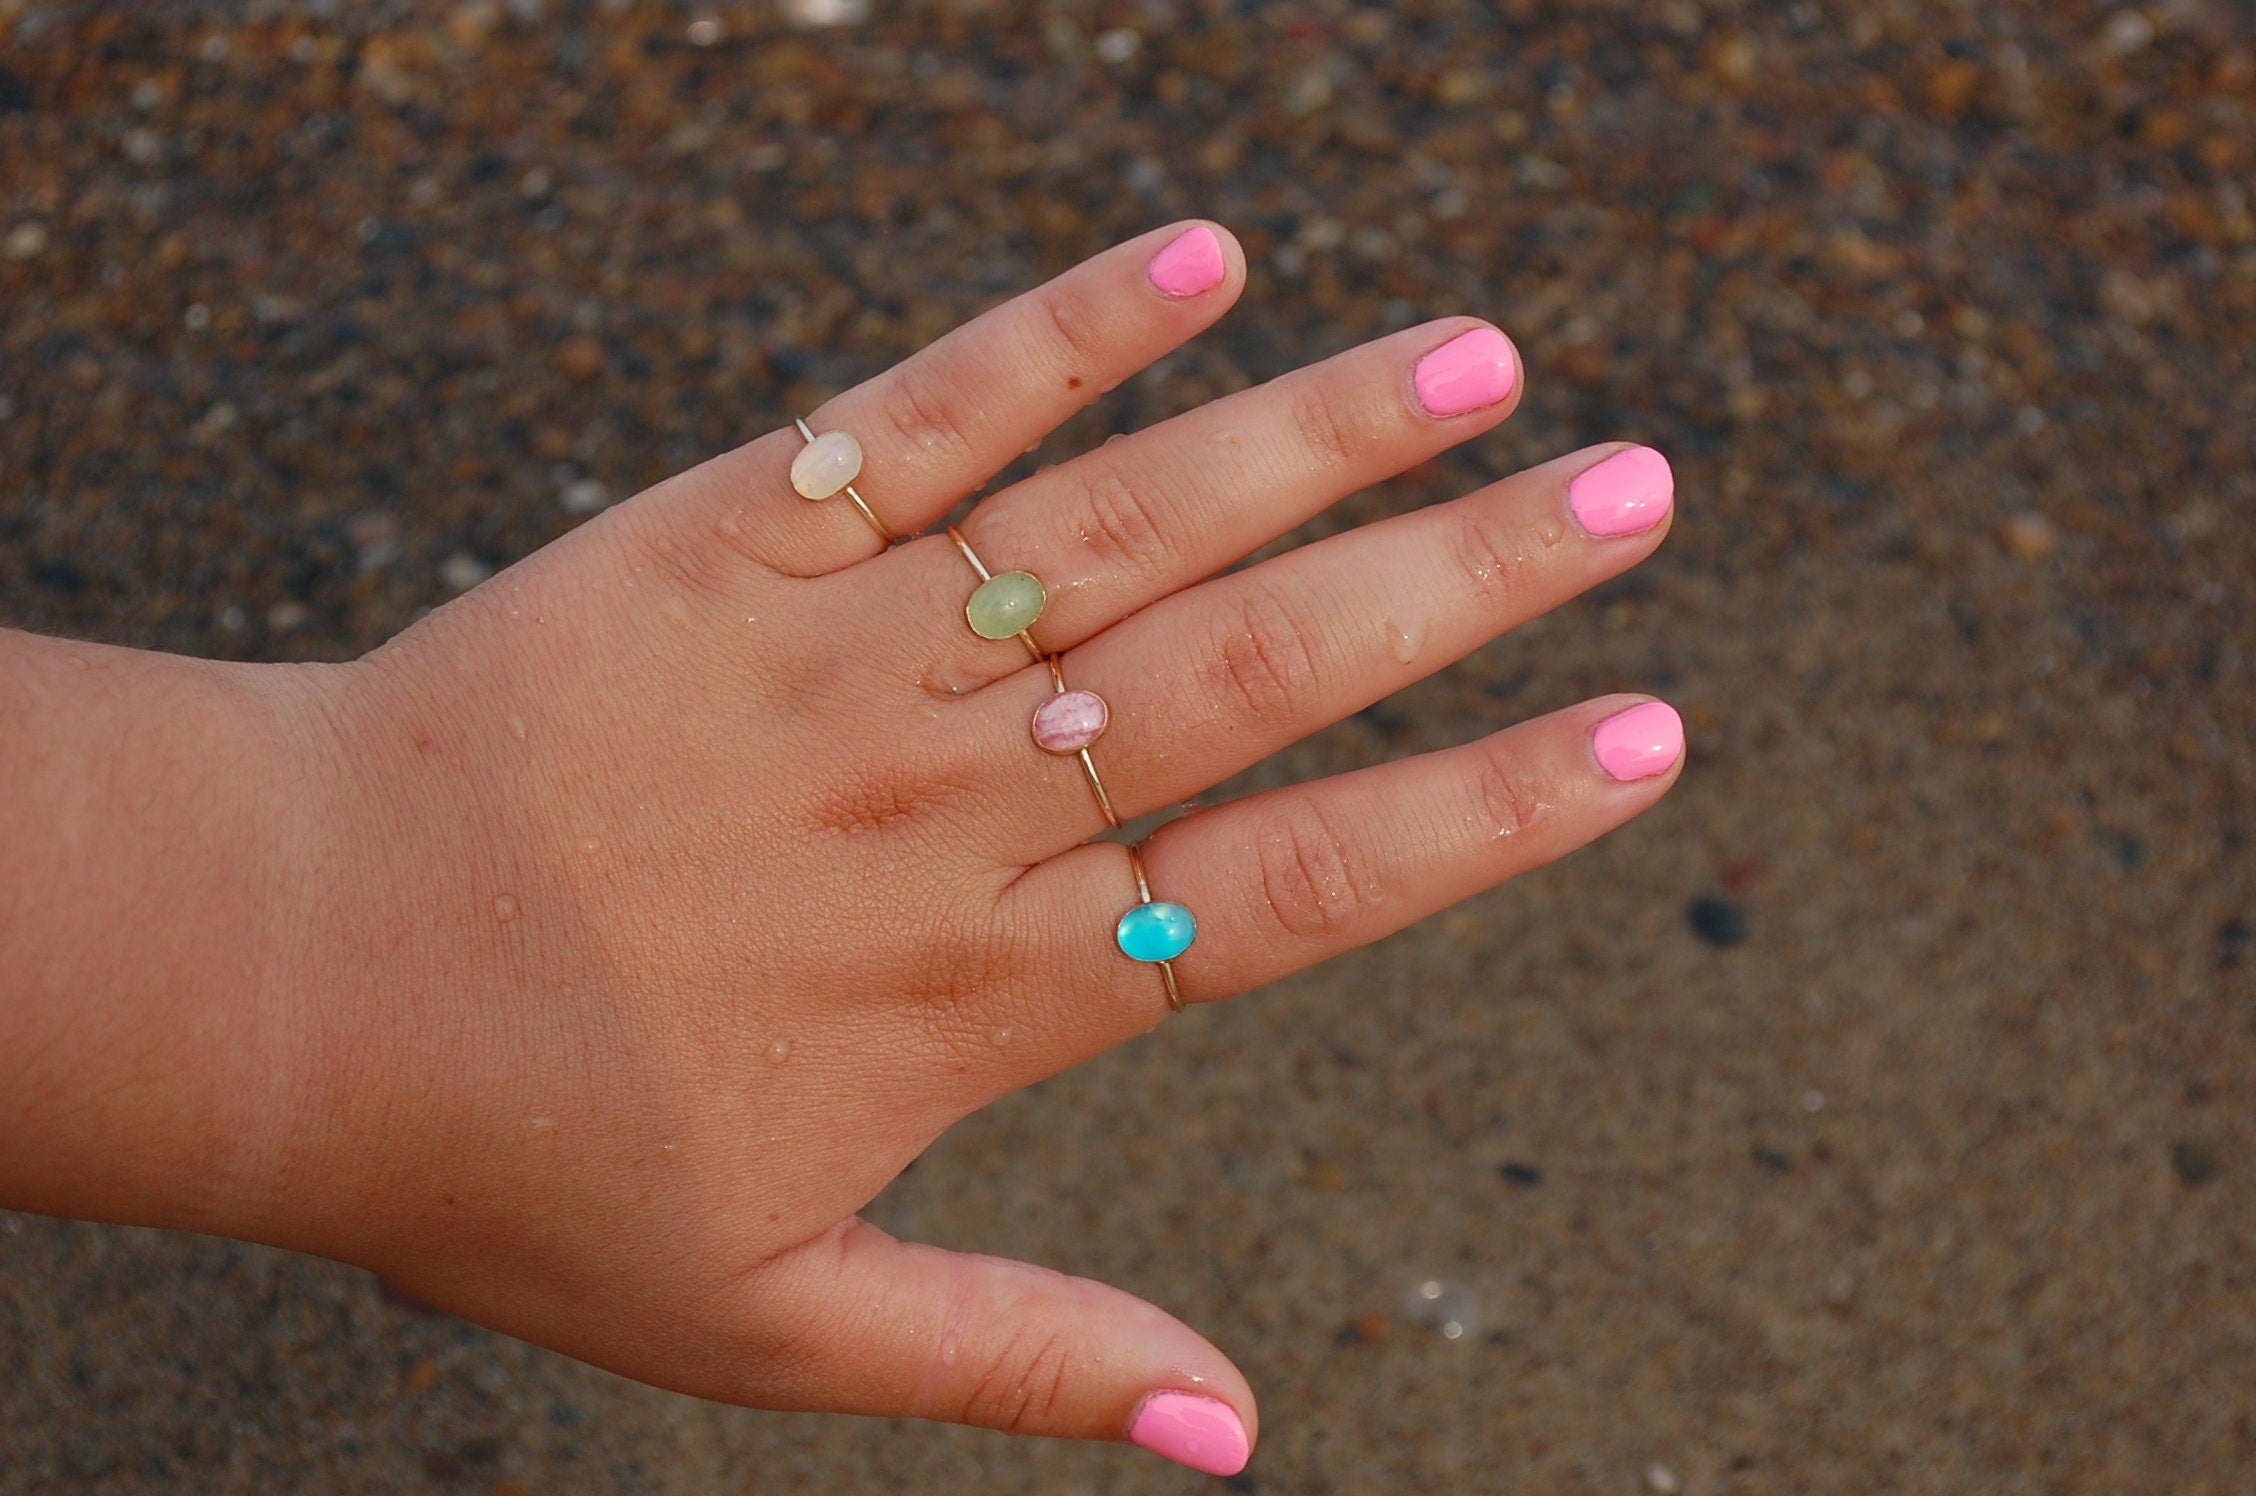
<box><xmin>1118</xmin><ymin>843</ymin><xmax>1191</xmax><ymax>1011</ymax></box>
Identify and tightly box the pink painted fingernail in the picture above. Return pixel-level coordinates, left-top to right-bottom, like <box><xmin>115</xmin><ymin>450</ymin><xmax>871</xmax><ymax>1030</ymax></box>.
<box><xmin>1148</xmin><ymin>226</ymin><xmax>1228</xmax><ymax>298</ymax></box>
<box><xmin>1412</xmin><ymin>326</ymin><xmax>1517</xmax><ymax>417</ymax></box>
<box><xmin>1592</xmin><ymin>701</ymin><xmax>1684</xmax><ymax>782</ymax></box>
<box><xmin>1130</xmin><ymin>1392</ymin><xmax>1250</xmax><ymax>1477</ymax></box>
<box><xmin>1568</xmin><ymin>445</ymin><xmax>1674</xmax><ymax>537</ymax></box>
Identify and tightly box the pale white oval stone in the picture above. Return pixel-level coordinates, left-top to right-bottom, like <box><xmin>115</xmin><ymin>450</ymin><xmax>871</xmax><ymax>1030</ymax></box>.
<box><xmin>791</xmin><ymin>429</ymin><xmax>863</xmax><ymax>500</ymax></box>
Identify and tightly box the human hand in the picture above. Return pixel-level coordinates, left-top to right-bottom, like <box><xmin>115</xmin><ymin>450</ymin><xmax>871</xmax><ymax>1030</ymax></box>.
<box><xmin>214</xmin><ymin>221</ymin><xmax>1681</xmax><ymax>1475</ymax></box>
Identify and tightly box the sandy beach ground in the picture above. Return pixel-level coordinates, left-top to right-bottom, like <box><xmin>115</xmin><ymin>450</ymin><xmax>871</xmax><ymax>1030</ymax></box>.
<box><xmin>2</xmin><ymin>2</ymin><xmax>2251</xmax><ymax>1490</ymax></box>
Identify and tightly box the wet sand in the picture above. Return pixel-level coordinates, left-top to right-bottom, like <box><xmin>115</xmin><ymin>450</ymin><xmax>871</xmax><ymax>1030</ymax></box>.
<box><xmin>3</xmin><ymin>2</ymin><xmax>2251</xmax><ymax>1490</ymax></box>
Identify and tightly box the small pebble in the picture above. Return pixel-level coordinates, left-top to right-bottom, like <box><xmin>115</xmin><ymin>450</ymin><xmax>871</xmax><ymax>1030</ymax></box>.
<box><xmin>558</xmin><ymin>478</ymin><xmax>610</xmax><ymax>514</ymax></box>
<box><xmin>1999</xmin><ymin>511</ymin><xmax>2058</xmax><ymax>560</ymax></box>
<box><xmin>555</xmin><ymin>335</ymin><xmax>604</xmax><ymax>382</ymax></box>
<box><xmin>1688</xmin><ymin>895</ymin><xmax>1750</xmax><ymax>947</ymax></box>
<box><xmin>2171</xmin><ymin>1140</ymin><xmax>2219</xmax><ymax>1186</ymax></box>
<box><xmin>781</xmin><ymin>0</ymin><xmax>869</xmax><ymax>25</ymax></box>
<box><xmin>4</xmin><ymin>222</ymin><xmax>50</xmax><ymax>260</ymax></box>
<box><xmin>1498</xmin><ymin>1162</ymin><xmax>1543</xmax><ymax>1187</ymax></box>
<box><xmin>440</xmin><ymin>552</ymin><xmax>493</xmax><ymax>591</ymax></box>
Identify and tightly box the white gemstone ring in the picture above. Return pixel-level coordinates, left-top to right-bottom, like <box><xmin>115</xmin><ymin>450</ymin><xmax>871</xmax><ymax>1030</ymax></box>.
<box><xmin>789</xmin><ymin>417</ymin><xmax>893</xmax><ymax>544</ymax></box>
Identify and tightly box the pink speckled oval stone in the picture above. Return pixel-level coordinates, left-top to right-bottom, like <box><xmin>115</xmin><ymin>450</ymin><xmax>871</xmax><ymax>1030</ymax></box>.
<box><xmin>1031</xmin><ymin>690</ymin><xmax>1109</xmax><ymax>754</ymax></box>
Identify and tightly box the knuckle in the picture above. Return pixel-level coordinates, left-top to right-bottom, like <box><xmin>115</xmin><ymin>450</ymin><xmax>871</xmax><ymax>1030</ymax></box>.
<box><xmin>805</xmin><ymin>766</ymin><xmax>951</xmax><ymax>838</ymax></box>
<box><xmin>882</xmin><ymin>355</ymin><xmax>983</xmax><ymax>470</ymax></box>
<box><xmin>961</xmin><ymin>1323</ymin><xmax>1076</xmax><ymax>1435</ymax></box>
<box><xmin>1286</xmin><ymin>377</ymin><xmax>1361</xmax><ymax>472</ymax></box>
<box><xmin>1032</xmin><ymin>285</ymin><xmax>1109</xmax><ymax>374</ymax></box>
<box><xmin>1073</xmin><ymin>463</ymin><xmax>1173</xmax><ymax>574</ymax></box>
<box><xmin>1467</xmin><ymin>742</ymin><xmax>1549</xmax><ymax>843</ymax></box>
<box><xmin>1450</xmin><ymin>502</ymin><xmax>1532</xmax><ymax>596</ymax></box>
<box><xmin>1256</xmin><ymin>794</ymin><xmax>1367</xmax><ymax>941</ymax></box>
<box><xmin>1206</xmin><ymin>582</ymin><xmax>1322</xmax><ymax>724</ymax></box>
<box><xmin>895</xmin><ymin>905</ymin><xmax>1016</xmax><ymax>1022</ymax></box>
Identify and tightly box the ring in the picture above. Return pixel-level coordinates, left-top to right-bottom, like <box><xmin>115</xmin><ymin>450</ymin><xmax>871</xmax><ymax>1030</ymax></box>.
<box><xmin>946</xmin><ymin>526</ymin><xmax>1046</xmax><ymax>662</ymax></box>
<box><xmin>1117</xmin><ymin>843</ymin><xmax>1193</xmax><ymax>1012</ymax></box>
<box><xmin>790</xmin><ymin>418</ymin><xmax>893</xmax><ymax>544</ymax></box>
<box><xmin>1033</xmin><ymin>656</ymin><xmax>1119</xmax><ymax>829</ymax></box>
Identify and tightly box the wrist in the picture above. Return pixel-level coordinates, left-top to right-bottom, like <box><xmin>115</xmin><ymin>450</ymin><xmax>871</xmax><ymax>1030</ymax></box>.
<box><xmin>0</xmin><ymin>635</ymin><xmax>349</xmax><ymax>1241</ymax></box>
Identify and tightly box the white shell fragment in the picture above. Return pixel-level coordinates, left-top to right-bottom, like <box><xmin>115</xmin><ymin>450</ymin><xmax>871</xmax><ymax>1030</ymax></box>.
<box><xmin>791</xmin><ymin>429</ymin><xmax>864</xmax><ymax>500</ymax></box>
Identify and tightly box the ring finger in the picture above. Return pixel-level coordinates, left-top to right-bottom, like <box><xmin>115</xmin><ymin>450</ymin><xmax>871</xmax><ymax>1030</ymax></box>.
<box><xmin>971</xmin><ymin>692</ymin><xmax>1686</xmax><ymax>1085</ymax></box>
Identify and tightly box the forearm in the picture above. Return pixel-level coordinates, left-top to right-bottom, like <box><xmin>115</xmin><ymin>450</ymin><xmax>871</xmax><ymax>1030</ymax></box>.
<box><xmin>0</xmin><ymin>630</ymin><xmax>336</xmax><ymax>1236</ymax></box>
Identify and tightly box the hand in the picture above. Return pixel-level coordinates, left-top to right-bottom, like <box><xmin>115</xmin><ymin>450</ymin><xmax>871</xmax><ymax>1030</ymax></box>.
<box><xmin>103</xmin><ymin>222</ymin><xmax>1683</xmax><ymax>1475</ymax></box>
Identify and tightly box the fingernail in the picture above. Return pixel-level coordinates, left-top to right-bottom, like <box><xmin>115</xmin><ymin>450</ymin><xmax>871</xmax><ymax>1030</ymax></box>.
<box><xmin>1148</xmin><ymin>225</ymin><xmax>1228</xmax><ymax>299</ymax></box>
<box><xmin>1568</xmin><ymin>445</ymin><xmax>1674</xmax><ymax>537</ymax></box>
<box><xmin>1412</xmin><ymin>326</ymin><xmax>1517</xmax><ymax>417</ymax></box>
<box><xmin>1592</xmin><ymin>701</ymin><xmax>1684</xmax><ymax>782</ymax></box>
<box><xmin>1130</xmin><ymin>1392</ymin><xmax>1251</xmax><ymax>1477</ymax></box>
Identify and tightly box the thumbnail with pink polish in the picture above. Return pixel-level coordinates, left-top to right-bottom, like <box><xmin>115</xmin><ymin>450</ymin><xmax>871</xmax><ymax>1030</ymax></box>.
<box><xmin>1412</xmin><ymin>326</ymin><xmax>1516</xmax><ymax>417</ymax></box>
<box><xmin>1569</xmin><ymin>445</ymin><xmax>1675</xmax><ymax>537</ymax></box>
<box><xmin>1147</xmin><ymin>226</ymin><xmax>1227</xmax><ymax>298</ymax></box>
<box><xmin>1592</xmin><ymin>701</ymin><xmax>1684</xmax><ymax>782</ymax></box>
<box><xmin>1130</xmin><ymin>1392</ymin><xmax>1251</xmax><ymax>1477</ymax></box>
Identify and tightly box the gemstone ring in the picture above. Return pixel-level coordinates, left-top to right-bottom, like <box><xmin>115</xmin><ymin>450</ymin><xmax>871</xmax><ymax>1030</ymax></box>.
<box><xmin>1033</xmin><ymin>656</ymin><xmax>1119</xmax><ymax>829</ymax></box>
<box><xmin>946</xmin><ymin>526</ymin><xmax>1045</xmax><ymax>662</ymax></box>
<box><xmin>1117</xmin><ymin>842</ymin><xmax>1193</xmax><ymax>1012</ymax></box>
<box><xmin>790</xmin><ymin>418</ymin><xmax>893</xmax><ymax>544</ymax></box>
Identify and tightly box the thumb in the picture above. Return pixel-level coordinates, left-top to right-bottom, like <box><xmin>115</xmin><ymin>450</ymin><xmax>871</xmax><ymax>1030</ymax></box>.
<box><xmin>733</xmin><ymin>1217</ymin><xmax>1256</xmax><ymax>1477</ymax></box>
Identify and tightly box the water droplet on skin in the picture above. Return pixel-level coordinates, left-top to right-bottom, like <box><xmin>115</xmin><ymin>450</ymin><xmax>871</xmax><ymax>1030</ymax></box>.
<box><xmin>1536</xmin><ymin>515</ymin><xmax>1565</xmax><ymax>548</ymax></box>
<box><xmin>528</xmin><ymin>1115</ymin><xmax>555</xmax><ymax>1131</ymax></box>
<box><xmin>506</xmin><ymin>715</ymin><xmax>527</xmax><ymax>741</ymax></box>
<box><xmin>989</xmin><ymin>1026</ymin><xmax>1012</xmax><ymax>1048</ymax></box>
<box><xmin>576</xmin><ymin>836</ymin><xmax>602</xmax><ymax>855</ymax></box>
<box><xmin>661</xmin><ymin>1141</ymin><xmax>677</xmax><ymax>1152</ymax></box>
<box><xmin>939</xmin><ymin>1332</ymin><xmax>961</xmax><ymax>1367</ymax></box>
<box><xmin>1383</xmin><ymin>615</ymin><xmax>1422</xmax><ymax>664</ymax></box>
<box><xmin>661</xmin><ymin>595</ymin><xmax>693</xmax><ymax>626</ymax></box>
<box><xmin>718</xmin><ymin>507</ymin><xmax>744</xmax><ymax>536</ymax></box>
<box><xmin>765</xmin><ymin>1039</ymin><xmax>792</xmax><ymax>1065</ymax></box>
<box><xmin>492</xmin><ymin>894</ymin><xmax>520</xmax><ymax>922</ymax></box>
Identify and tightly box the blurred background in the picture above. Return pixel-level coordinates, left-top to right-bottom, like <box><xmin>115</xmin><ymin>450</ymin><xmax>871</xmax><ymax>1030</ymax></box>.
<box><xmin>2</xmin><ymin>0</ymin><xmax>2251</xmax><ymax>1490</ymax></box>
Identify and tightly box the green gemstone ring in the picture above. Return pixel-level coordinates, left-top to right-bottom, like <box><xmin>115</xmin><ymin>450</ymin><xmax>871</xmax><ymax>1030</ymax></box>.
<box><xmin>947</xmin><ymin>526</ymin><xmax>1046</xmax><ymax>661</ymax></box>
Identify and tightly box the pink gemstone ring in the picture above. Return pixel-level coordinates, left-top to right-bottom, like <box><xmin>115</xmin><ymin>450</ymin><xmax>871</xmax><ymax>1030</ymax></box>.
<box><xmin>1036</xmin><ymin>656</ymin><xmax>1118</xmax><ymax>829</ymax></box>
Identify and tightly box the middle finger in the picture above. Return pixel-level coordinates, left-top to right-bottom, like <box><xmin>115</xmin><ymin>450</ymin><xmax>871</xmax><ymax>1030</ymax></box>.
<box><xmin>848</xmin><ymin>317</ymin><xmax>1522</xmax><ymax>684</ymax></box>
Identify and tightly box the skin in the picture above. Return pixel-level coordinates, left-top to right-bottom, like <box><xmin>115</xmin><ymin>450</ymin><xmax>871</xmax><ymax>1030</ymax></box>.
<box><xmin>0</xmin><ymin>222</ymin><xmax>1679</xmax><ymax>1465</ymax></box>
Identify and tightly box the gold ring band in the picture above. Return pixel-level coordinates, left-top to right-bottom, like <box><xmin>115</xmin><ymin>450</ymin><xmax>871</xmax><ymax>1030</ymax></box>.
<box><xmin>1045</xmin><ymin>656</ymin><xmax>1120</xmax><ymax>829</ymax></box>
<box><xmin>793</xmin><ymin>418</ymin><xmax>894</xmax><ymax>544</ymax></box>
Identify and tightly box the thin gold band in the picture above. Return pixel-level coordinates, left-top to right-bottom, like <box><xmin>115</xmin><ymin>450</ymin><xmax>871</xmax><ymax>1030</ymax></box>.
<box><xmin>1126</xmin><ymin>843</ymin><xmax>1185</xmax><ymax>1012</ymax></box>
<box><xmin>1047</xmin><ymin>656</ymin><xmax>1121</xmax><ymax>829</ymax></box>
<box><xmin>946</xmin><ymin>525</ymin><xmax>1044</xmax><ymax>662</ymax></box>
<box><xmin>794</xmin><ymin>418</ymin><xmax>894</xmax><ymax>545</ymax></box>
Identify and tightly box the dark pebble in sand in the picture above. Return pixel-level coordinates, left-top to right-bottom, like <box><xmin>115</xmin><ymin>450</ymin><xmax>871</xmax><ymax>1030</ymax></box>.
<box><xmin>1688</xmin><ymin>895</ymin><xmax>1750</xmax><ymax>947</ymax></box>
<box><xmin>2219</xmin><ymin>917</ymin><xmax>2251</xmax><ymax>971</ymax></box>
<box><xmin>2172</xmin><ymin>1140</ymin><xmax>2220</xmax><ymax>1186</ymax></box>
<box><xmin>1498</xmin><ymin>1162</ymin><xmax>1544</xmax><ymax>1187</ymax></box>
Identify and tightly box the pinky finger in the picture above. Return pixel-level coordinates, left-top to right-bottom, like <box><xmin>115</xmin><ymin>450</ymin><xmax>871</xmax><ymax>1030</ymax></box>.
<box><xmin>995</xmin><ymin>696</ymin><xmax>1684</xmax><ymax>1068</ymax></box>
